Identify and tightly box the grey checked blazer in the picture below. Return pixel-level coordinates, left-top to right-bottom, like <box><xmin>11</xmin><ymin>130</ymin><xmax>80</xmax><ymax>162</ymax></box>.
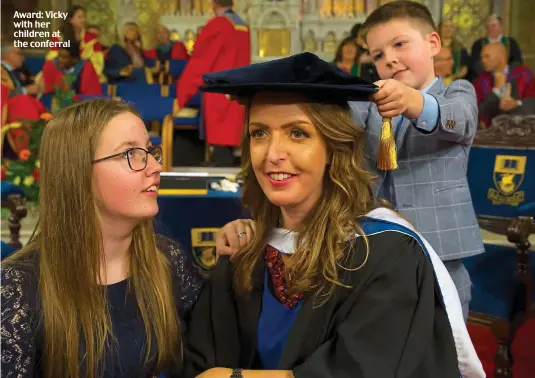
<box><xmin>351</xmin><ymin>79</ymin><xmax>484</xmax><ymax>261</ymax></box>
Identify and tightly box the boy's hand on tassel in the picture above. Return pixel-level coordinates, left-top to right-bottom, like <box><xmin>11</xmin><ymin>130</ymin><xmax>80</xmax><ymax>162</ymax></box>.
<box><xmin>371</xmin><ymin>79</ymin><xmax>424</xmax><ymax>120</ymax></box>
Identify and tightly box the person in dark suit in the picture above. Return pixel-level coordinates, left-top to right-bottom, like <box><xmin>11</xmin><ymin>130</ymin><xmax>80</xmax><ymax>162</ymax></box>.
<box><xmin>182</xmin><ymin>53</ymin><xmax>484</xmax><ymax>378</ymax></box>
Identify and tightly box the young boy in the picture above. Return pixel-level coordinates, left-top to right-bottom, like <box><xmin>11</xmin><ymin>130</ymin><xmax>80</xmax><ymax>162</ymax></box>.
<box><xmin>218</xmin><ymin>1</ymin><xmax>482</xmax><ymax>319</ymax></box>
<box><xmin>353</xmin><ymin>0</ymin><xmax>483</xmax><ymax>317</ymax></box>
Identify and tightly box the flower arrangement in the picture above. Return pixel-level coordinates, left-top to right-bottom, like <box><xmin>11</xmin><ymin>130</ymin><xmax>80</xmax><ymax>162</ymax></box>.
<box><xmin>52</xmin><ymin>73</ymin><xmax>76</xmax><ymax>112</ymax></box>
<box><xmin>1</xmin><ymin>112</ymin><xmax>52</xmax><ymax>203</ymax></box>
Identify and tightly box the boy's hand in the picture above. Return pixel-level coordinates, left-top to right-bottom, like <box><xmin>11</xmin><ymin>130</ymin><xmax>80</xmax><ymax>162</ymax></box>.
<box><xmin>371</xmin><ymin>79</ymin><xmax>424</xmax><ymax>119</ymax></box>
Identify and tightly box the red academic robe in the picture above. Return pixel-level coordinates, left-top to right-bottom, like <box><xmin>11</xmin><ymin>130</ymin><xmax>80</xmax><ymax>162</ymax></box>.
<box><xmin>46</xmin><ymin>31</ymin><xmax>105</xmax><ymax>80</ymax></box>
<box><xmin>144</xmin><ymin>41</ymin><xmax>189</xmax><ymax>60</ymax></box>
<box><xmin>473</xmin><ymin>65</ymin><xmax>535</xmax><ymax>126</ymax></box>
<box><xmin>1</xmin><ymin>85</ymin><xmax>46</xmax><ymax>156</ymax></box>
<box><xmin>177</xmin><ymin>11</ymin><xmax>251</xmax><ymax>146</ymax></box>
<box><xmin>41</xmin><ymin>59</ymin><xmax>102</xmax><ymax>96</ymax></box>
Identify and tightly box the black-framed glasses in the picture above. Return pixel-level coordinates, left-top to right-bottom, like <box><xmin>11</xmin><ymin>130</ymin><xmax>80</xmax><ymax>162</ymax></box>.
<box><xmin>91</xmin><ymin>146</ymin><xmax>163</xmax><ymax>171</ymax></box>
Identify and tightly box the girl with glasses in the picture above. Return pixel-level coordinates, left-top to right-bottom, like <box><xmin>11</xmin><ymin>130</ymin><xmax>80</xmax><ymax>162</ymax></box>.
<box><xmin>1</xmin><ymin>99</ymin><xmax>203</xmax><ymax>378</ymax></box>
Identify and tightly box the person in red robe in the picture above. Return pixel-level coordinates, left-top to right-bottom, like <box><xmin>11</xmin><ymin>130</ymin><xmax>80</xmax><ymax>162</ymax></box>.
<box><xmin>41</xmin><ymin>41</ymin><xmax>102</xmax><ymax>97</ymax></box>
<box><xmin>45</xmin><ymin>5</ymin><xmax>105</xmax><ymax>83</ymax></box>
<box><xmin>473</xmin><ymin>43</ymin><xmax>535</xmax><ymax>127</ymax></box>
<box><xmin>176</xmin><ymin>0</ymin><xmax>250</xmax><ymax>166</ymax></box>
<box><xmin>1</xmin><ymin>85</ymin><xmax>46</xmax><ymax>159</ymax></box>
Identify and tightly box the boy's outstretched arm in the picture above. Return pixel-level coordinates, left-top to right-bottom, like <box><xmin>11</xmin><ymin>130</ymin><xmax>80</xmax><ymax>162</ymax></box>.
<box><xmin>371</xmin><ymin>79</ymin><xmax>478</xmax><ymax>145</ymax></box>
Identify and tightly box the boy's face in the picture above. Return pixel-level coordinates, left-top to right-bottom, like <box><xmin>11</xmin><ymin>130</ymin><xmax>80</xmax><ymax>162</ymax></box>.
<box><xmin>366</xmin><ymin>19</ymin><xmax>441</xmax><ymax>90</ymax></box>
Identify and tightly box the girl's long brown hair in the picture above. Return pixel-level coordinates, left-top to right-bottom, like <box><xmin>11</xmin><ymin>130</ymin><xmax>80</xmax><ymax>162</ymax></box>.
<box><xmin>4</xmin><ymin>99</ymin><xmax>180</xmax><ymax>377</ymax></box>
<box><xmin>233</xmin><ymin>99</ymin><xmax>377</xmax><ymax>305</ymax></box>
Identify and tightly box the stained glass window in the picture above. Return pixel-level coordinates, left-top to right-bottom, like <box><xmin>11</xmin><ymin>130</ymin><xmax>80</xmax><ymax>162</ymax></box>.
<box><xmin>442</xmin><ymin>0</ymin><xmax>490</xmax><ymax>50</ymax></box>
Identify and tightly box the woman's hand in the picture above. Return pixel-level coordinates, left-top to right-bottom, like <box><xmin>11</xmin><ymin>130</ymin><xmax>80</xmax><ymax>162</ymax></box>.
<box><xmin>216</xmin><ymin>219</ymin><xmax>257</xmax><ymax>257</ymax></box>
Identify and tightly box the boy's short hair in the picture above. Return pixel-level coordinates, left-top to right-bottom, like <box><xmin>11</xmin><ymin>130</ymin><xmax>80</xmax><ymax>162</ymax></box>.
<box><xmin>361</xmin><ymin>0</ymin><xmax>436</xmax><ymax>40</ymax></box>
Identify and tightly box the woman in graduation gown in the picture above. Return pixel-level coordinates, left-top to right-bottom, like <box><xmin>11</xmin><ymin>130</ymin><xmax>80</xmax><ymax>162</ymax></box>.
<box><xmin>183</xmin><ymin>53</ymin><xmax>485</xmax><ymax>378</ymax></box>
<box><xmin>46</xmin><ymin>5</ymin><xmax>105</xmax><ymax>83</ymax></box>
<box><xmin>104</xmin><ymin>22</ymin><xmax>152</xmax><ymax>84</ymax></box>
<box><xmin>41</xmin><ymin>41</ymin><xmax>102</xmax><ymax>96</ymax></box>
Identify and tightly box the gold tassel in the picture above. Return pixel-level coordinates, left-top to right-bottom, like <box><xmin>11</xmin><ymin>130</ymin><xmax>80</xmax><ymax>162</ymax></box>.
<box><xmin>377</xmin><ymin>117</ymin><xmax>398</xmax><ymax>171</ymax></box>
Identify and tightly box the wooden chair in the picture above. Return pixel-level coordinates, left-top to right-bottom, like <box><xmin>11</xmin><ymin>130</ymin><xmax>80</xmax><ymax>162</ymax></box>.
<box><xmin>466</xmin><ymin>114</ymin><xmax>535</xmax><ymax>378</ymax></box>
<box><xmin>1</xmin><ymin>185</ymin><xmax>28</xmax><ymax>250</ymax></box>
<box><xmin>161</xmin><ymin>95</ymin><xmax>203</xmax><ymax>171</ymax></box>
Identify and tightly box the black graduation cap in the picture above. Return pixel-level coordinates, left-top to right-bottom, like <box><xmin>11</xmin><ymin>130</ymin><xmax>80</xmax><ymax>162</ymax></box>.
<box><xmin>200</xmin><ymin>52</ymin><xmax>377</xmax><ymax>101</ymax></box>
<box><xmin>200</xmin><ymin>52</ymin><xmax>398</xmax><ymax>170</ymax></box>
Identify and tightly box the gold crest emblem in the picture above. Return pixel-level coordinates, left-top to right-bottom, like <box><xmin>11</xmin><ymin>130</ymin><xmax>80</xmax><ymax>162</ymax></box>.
<box><xmin>191</xmin><ymin>228</ymin><xmax>219</xmax><ymax>273</ymax></box>
<box><xmin>488</xmin><ymin>155</ymin><xmax>526</xmax><ymax>206</ymax></box>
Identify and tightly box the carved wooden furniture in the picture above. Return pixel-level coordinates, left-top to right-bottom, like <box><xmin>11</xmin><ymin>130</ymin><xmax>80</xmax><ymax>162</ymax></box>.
<box><xmin>467</xmin><ymin>114</ymin><xmax>535</xmax><ymax>378</ymax></box>
<box><xmin>1</xmin><ymin>193</ymin><xmax>28</xmax><ymax>250</ymax></box>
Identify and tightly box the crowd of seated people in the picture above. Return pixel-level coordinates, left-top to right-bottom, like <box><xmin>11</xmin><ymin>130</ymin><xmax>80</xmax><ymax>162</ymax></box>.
<box><xmin>336</xmin><ymin>14</ymin><xmax>534</xmax><ymax>128</ymax></box>
<box><xmin>431</xmin><ymin>15</ymin><xmax>535</xmax><ymax>127</ymax></box>
<box><xmin>0</xmin><ymin>4</ymin><xmax>189</xmax><ymax>125</ymax></box>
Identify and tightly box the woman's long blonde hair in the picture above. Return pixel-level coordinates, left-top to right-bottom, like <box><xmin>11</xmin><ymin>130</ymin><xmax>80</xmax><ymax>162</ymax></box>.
<box><xmin>233</xmin><ymin>99</ymin><xmax>377</xmax><ymax>304</ymax></box>
<box><xmin>4</xmin><ymin>99</ymin><xmax>180</xmax><ymax>377</ymax></box>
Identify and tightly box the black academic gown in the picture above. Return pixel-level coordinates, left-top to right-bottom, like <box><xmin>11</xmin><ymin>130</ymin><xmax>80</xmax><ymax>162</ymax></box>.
<box><xmin>183</xmin><ymin>229</ymin><xmax>459</xmax><ymax>378</ymax></box>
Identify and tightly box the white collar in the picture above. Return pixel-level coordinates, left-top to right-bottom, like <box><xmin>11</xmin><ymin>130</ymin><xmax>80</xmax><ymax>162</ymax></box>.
<box><xmin>266</xmin><ymin>208</ymin><xmax>400</xmax><ymax>254</ymax></box>
<box><xmin>488</xmin><ymin>34</ymin><xmax>503</xmax><ymax>43</ymax></box>
<box><xmin>1</xmin><ymin>61</ymin><xmax>13</xmax><ymax>71</ymax></box>
<box><xmin>266</xmin><ymin>207</ymin><xmax>485</xmax><ymax>378</ymax></box>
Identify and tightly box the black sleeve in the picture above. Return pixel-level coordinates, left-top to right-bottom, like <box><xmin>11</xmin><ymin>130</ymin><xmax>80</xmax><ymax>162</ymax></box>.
<box><xmin>156</xmin><ymin>235</ymin><xmax>204</xmax><ymax>321</ymax></box>
<box><xmin>1</xmin><ymin>266</ymin><xmax>38</xmax><ymax>378</ymax></box>
<box><xmin>182</xmin><ymin>258</ymin><xmax>238</xmax><ymax>378</ymax></box>
<box><xmin>461</xmin><ymin>47</ymin><xmax>471</xmax><ymax>70</ymax></box>
<box><xmin>508</xmin><ymin>38</ymin><xmax>523</xmax><ymax>65</ymax></box>
<box><xmin>479</xmin><ymin>90</ymin><xmax>500</xmax><ymax>121</ymax></box>
<box><xmin>292</xmin><ymin>236</ymin><xmax>458</xmax><ymax>378</ymax></box>
<box><xmin>471</xmin><ymin>39</ymin><xmax>483</xmax><ymax>74</ymax></box>
<box><xmin>103</xmin><ymin>45</ymin><xmax>127</xmax><ymax>82</ymax></box>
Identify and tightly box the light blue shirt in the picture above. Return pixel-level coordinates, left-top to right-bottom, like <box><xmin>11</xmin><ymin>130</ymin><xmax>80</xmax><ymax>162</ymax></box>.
<box><xmin>414</xmin><ymin>77</ymin><xmax>439</xmax><ymax>132</ymax></box>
